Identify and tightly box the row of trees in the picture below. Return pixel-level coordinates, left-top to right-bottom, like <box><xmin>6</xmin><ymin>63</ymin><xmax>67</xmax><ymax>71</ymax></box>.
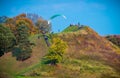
<box><xmin>0</xmin><ymin>13</ymin><xmax>68</xmax><ymax>65</ymax></box>
<box><xmin>0</xmin><ymin>13</ymin><xmax>51</xmax><ymax>35</ymax></box>
<box><xmin>0</xmin><ymin>21</ymin><xmax>32</xmax><ymax>60</ymax></box>
<box><xmin>0</xmin><ymin>13</ymin><xmax>51</xmax><ymax>61</ymax></box>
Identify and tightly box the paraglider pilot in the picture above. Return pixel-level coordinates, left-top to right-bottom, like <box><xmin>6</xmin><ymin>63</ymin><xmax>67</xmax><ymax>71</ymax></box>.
<box><xmin>43</xmin><ymin>34</ymin><xmax>50</xmax><ymax>47</ymax></box>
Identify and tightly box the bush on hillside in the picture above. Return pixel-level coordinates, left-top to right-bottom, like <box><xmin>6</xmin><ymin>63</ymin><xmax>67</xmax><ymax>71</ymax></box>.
<box><xmin>106</xmin><ymin>35</ymin><xmax>120</xmax><ymax>47</ymax></box>
<box><xmin>12</xmin><ymin>46</ymin><xmax>32</xmax><ymax>61</ymax></box>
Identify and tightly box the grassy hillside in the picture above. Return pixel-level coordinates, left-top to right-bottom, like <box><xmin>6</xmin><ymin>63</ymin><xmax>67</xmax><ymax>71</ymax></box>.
<box><xmin>62</xmin><ymin>25</ymin><xmax>80</xmax><ymax>32</ymax></box>
<box><xmin>0</xmin><ymin>35</ymin><xmax>48</xmax><ymax>78</ymax></box>
<box><xmin>0</xmin><ymin>26</ymin><xmax>120</xmax><ymax>78</ymax></box>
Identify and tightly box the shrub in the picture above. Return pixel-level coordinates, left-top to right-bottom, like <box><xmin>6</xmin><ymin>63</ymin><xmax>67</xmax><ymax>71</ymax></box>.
<box><xmin>106</xmin><ymin>35</ymin><xmax>120</xmax><ymax>47</ymax></box>
<box><xmin>12</xmin><ymin>46</ymin><xmax>32</xmax><ymax>61</ymax></box>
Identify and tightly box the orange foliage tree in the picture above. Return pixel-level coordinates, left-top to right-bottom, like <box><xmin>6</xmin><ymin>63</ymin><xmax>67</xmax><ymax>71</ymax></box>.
<box><xmin>5</xmin><ymin>13</ymin><xmax>38</xmax><ymax>35</ymax></box>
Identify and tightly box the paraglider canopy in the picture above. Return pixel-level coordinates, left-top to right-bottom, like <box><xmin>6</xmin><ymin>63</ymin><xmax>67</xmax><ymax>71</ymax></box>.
<box><xmin>48</xmin><ymin>14</ymin><xmax>67</xmax><ymax>24</ymax></box>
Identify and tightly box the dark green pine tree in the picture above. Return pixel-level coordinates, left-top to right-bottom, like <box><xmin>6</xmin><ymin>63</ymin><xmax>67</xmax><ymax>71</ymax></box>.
<box><xmin>14</xmin><ymin>21</ymin><xmax>32</xmax><ymax>61</ymax></box>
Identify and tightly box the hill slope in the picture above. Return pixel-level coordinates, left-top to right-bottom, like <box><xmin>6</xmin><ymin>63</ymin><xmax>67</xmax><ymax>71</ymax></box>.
<box><xmin>0</xmin><ymin>36</ymin><xmax>48</xmax><ymax>78</ymax></box>
<box><xmin>0</xmin><ymin>26</ymin><xmax>120</xmax><ymax>78</ymax></box>
<box><xmin>22</xmin><ymin>26</ymin><xmax>120</xmax><ymax>78</ymax></box>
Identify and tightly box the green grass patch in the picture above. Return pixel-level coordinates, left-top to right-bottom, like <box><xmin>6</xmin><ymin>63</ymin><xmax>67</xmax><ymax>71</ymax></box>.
<box><xmin>18</xmin><ymin>57</ymin><xmax>120</xmax><ymax>78</ymax></box>
<box><xmin>62</xmin><ymin>25</ymin><xmax>80</xmax><ymax>32</ymax></box>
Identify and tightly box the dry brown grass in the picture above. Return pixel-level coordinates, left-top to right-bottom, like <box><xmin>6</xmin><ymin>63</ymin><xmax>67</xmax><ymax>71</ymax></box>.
<box><xmin>0</xmin><ymin>26</ymin><xmax>120</xmax><ymax>78</ymax></box>
<box><xmin>58</xmin><ymin>26</ymin><xmax>120</xmax><ymax>74</ymax></box>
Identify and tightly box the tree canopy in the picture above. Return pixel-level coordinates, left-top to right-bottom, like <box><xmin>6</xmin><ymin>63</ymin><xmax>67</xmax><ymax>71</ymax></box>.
<box><xmin>35</xmin><ymin>19</ymin><xmax>51</xmax><ymax>34</ymax></box>
<box><xmin>0</xmin><ymin>24</ymin><xmax>15</xmax><ymax>56</ymax></box>
<box><xmin>43</xmin><ymin>37</ymin><xmax>67</xmax><ymax>65</ymax></box>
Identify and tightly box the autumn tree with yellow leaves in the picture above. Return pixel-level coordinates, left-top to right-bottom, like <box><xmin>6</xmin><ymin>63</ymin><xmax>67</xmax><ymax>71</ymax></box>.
<box><xmin>43</xmin><ymin>37</ymin><xmax>67</xmax><ymax>65</ymax></box>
